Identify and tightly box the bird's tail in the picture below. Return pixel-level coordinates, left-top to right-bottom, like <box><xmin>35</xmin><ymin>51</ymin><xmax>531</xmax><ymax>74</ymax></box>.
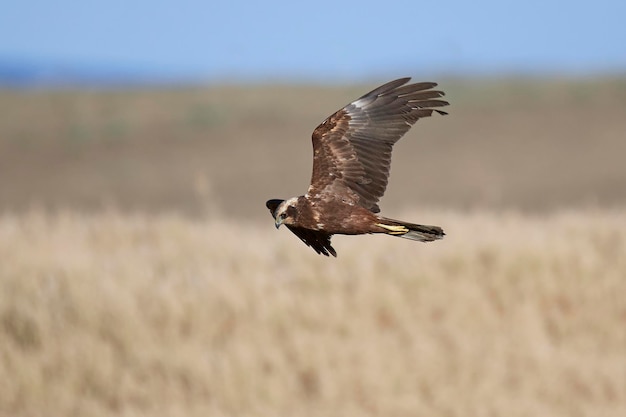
<box><xmin>376</xmin><ymin>218</ymin><xmax>445</xmax><ymax>242</ymax></box>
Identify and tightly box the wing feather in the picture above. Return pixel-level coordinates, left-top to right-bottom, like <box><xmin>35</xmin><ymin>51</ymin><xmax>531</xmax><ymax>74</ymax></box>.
<box><xmin>286</xmin><ymin>226</ymin><xmax>336</xmax><ymax>257</ymax></box>
<box><xmin>307</xmin><ymin>78</ymin><xmax>448</xmax><ymax>211</ymax></box>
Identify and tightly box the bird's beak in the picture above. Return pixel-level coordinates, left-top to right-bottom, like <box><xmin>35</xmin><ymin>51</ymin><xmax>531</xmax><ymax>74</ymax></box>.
<box><xmin>275</xmin><ymin>216</ymin><xmax>283</xmax><ymax>229</ymax></box>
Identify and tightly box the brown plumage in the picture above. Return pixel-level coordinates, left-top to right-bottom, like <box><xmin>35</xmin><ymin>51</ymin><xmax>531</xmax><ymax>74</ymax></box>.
<box><xmin>266</xmin><ymin>78</ymin><xmax>449</xmax><ymax>257</ymax></box>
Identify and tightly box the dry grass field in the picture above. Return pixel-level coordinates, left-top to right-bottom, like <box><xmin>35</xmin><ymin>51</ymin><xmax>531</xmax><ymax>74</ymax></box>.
<box><xmin>1</xmin><ymin>210</ymin><xmax>624</xmax><ymax>417</ymax></box>
<box><xmin>0</xmin><ymin>78</ymin><xmax>625</xmax><ymax>416</ymax></box>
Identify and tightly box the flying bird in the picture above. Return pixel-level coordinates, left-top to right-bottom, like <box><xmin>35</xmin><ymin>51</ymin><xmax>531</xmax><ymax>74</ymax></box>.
<box><xmin>266</xmin><ymin>78</ymin><xmax>448</xmax><ymax>257</ymax></box>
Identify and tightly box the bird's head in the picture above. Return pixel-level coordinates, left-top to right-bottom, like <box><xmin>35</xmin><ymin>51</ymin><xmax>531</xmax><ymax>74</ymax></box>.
<box><xmin>266</xmin><ymin>197</ymin><xmax>299</xmax><ymax>229</ymax></box>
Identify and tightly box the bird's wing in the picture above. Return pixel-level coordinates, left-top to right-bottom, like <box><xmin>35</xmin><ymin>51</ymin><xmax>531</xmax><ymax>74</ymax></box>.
<box><xmin>286</xmin><ymin>226</ymin><xmax>336</xmax><ymax>257</ymax></box>
<box><xmin>307</xmin><ymin>78</ymin><xmax>448</xmax><ymax>212</ymax></box>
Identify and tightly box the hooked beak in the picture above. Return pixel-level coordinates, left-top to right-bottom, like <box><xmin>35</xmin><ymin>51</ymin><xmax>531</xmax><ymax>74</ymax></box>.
<box><xmin>274</xmin><ymin>216</ymin><xmax>283</xmax><ymax>229</ymax></box>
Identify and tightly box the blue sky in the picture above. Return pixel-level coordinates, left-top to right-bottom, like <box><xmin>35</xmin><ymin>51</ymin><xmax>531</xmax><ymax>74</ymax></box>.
<box><xmin>2</xmin><ymin>0</ymin><xmax>625</xmax><ymax>82</ymax></box>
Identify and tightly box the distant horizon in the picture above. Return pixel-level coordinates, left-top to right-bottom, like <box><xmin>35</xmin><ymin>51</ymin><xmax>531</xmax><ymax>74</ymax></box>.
<box><xmin>2</xmin><ymin>54</ymin><xmax>625</xmax><ymax>88</ymax></box>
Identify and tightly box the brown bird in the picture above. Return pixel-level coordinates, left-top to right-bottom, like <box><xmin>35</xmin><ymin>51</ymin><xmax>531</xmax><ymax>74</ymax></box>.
<box><xmin>266</xmin><ymin>78</ymin><xmax>448</xmax><ymax>257</ymax></box>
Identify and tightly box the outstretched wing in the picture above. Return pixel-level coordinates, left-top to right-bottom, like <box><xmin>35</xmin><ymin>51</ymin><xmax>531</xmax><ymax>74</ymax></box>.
<box><xmin>307</xmin><ymin>78</ymin><xmax>448</xmax><ymax>212</ymax></box>
<box><xmin>286</xmin><ymin>226</ymin><xmax>336</xmax><ymax>257</ymax></box>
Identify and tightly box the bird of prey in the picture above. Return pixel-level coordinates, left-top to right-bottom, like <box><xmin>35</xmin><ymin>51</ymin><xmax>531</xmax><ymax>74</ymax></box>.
<box><xmin>266</xmin><ymin>78</ymin><xmax>448</xmax><ymax>257</ymax></box>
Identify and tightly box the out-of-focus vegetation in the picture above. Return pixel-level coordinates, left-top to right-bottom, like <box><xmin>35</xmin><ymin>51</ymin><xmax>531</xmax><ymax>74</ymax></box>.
<box><xmin>1</xmin><ymin>209</ymin><xmax>624</xmax><ymax>417</ymax></box>
<box><xmin>0</xmin><ymin>212</ymin><xmax>626</xmax><ymax>417</ymax></box>
<box><xmin>1</xmin><ymin>78</ymin><xmax>625</xmax><ymax>217</ymax></box>
<box><xmin>1</xmin><ymin>78</ymin><xmax>625</xmax><ymax>416</ymax></box>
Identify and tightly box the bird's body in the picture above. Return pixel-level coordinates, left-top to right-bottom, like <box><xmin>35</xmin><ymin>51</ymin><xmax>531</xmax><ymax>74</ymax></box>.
<box><xmin>266</xmin><ymin>78</ymin><xmax>449</xmax><ymax>257</ymax></box>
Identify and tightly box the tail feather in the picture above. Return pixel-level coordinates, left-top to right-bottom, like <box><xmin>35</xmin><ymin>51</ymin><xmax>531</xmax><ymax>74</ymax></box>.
<box><xmin>376</xmin><ymin>218</ymin><xmax>444</xmax><ymax>242</ymax></box>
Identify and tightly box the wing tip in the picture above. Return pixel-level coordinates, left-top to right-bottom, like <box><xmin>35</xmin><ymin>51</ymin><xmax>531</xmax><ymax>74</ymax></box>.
<box><xmin>360</xmin><ymin>77</ymin><xmax>412</xmax><ymax>99</ymax></box>
<box><xmin>312</xmin><ymin>242</ymin><xmax>337</xmax><ymax>257</ymax></box>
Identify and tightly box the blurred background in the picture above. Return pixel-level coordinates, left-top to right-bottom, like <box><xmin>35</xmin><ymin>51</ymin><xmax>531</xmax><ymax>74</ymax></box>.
<box><xmin>1</xmin><ymin>2</ymin><xmax>625</xmax><ymax>417</ymax></box>
<box><xmin>1</xmin><ymin>0</ymin><xmax>625</xmax><ymax>218</ymax></box>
